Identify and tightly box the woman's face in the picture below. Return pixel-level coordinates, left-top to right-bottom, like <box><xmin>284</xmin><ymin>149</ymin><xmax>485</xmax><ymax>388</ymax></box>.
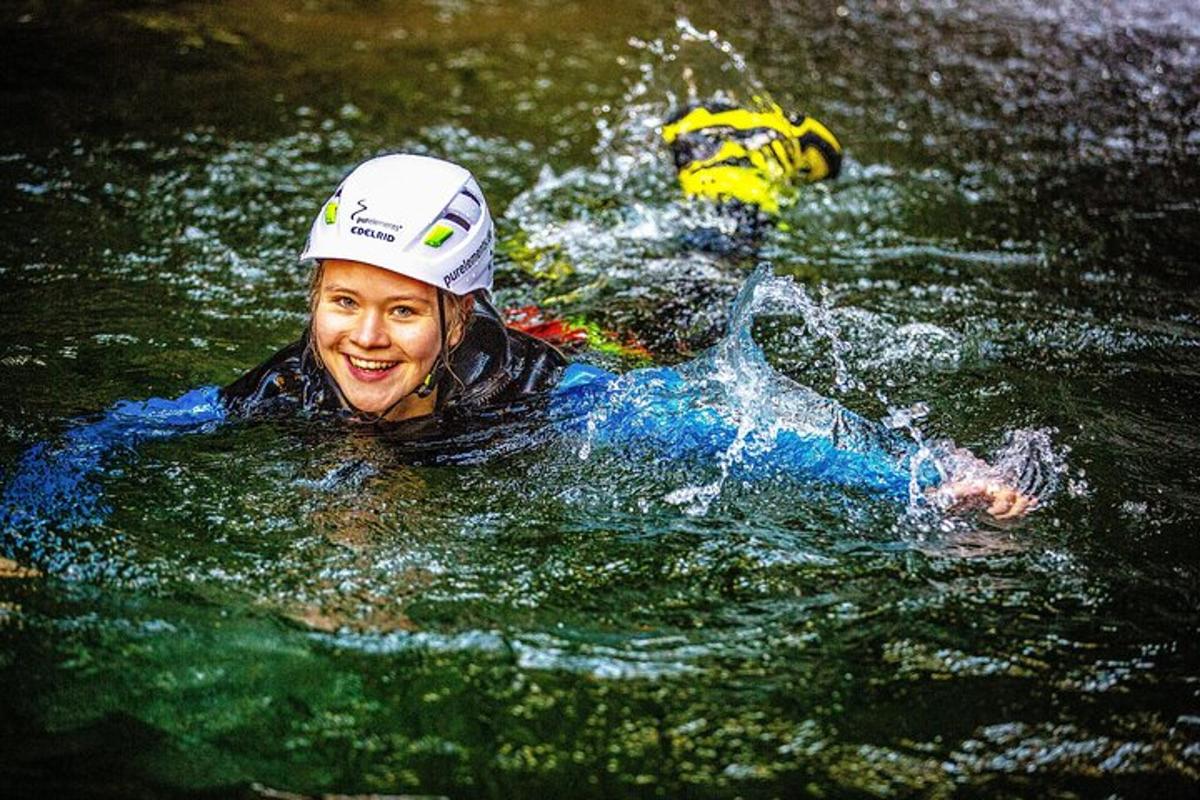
<box><xmin>312</xmin><ymin>259</ymin><xmax>448</xmax><ymax>420</ymax></box>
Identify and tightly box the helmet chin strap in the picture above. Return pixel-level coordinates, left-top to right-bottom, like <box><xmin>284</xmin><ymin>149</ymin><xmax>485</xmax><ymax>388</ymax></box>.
<box><xmin>414</xmin><ymin>291</ymin><xmax>449</xmax><ymax>402</ymax></box>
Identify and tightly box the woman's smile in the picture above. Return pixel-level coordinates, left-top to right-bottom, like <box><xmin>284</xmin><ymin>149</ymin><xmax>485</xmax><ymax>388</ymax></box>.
<box><xmin>344</xmin><ymin>355</ymin><xmax>400</xmax><ymax>380</ymax></box>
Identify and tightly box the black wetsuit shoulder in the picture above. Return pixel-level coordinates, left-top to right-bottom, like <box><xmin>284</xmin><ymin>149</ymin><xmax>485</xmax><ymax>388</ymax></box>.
<box><xmin>438</xmin><ymin>295</ymin><xmax>567</xmax><ymax>410</ymax></box>
<box><xmin>219</xmin><ymin>294</ymin><xmax>567</xmax><ymax>422</ymax></box>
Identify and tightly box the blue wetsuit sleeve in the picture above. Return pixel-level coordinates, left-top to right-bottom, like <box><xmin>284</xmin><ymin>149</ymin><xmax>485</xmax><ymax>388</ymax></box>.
<box><xmin>1</xmin><ymin>387</ymin><xmax>226</xmax><ymax>561</ymax></box>
<box><xmin>551</xmin><ymin>363</ymin><xmax>937</xmax><ymax>498</ymax></box>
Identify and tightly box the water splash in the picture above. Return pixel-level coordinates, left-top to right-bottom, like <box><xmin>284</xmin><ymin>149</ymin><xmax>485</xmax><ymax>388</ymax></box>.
<box><xmin>649</xmin><ymin>265</ymin><xmax>893</xmax><ymax>514</ymax></box>
<box><xmin>506</xmin><ymin>17</ymin><xmax>777</xmax><ymax>290</ymax></box>
<box><xmin>607</xmin><ymin>17</ymin><xmax>774</xmax><ymax>166</ymax></box>
<box><xmin>611</xmin><ymin>265</ymin><xmax>1071</xmax><ymax>517</ymax></box>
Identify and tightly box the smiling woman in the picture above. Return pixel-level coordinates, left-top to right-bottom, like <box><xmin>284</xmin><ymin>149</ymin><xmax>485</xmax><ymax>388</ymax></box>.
<box><xmin>220</xmin><ymin>154</ymin><xmax>567</xmax><ymax>423</ymax></box>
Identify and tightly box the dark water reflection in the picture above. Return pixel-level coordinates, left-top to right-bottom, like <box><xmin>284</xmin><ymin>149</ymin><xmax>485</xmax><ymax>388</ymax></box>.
<box><xmin>2</xmin><ymin>1</ymin><xmax>1199</xmax><ymax>797</ymax></box>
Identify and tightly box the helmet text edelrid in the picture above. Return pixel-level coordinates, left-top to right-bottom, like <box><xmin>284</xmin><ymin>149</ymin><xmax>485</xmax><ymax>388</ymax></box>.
<box><xmin>350</xmin><ymin>225</ymin><xmax>396</xmax><ymax>243</ymax></box>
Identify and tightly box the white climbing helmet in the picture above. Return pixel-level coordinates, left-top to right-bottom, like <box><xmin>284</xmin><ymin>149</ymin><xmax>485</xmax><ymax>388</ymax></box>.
<box><xmin>300</xmin><ymin>153</ymin><xmax>494</xmax><ymax>295</ymax></box>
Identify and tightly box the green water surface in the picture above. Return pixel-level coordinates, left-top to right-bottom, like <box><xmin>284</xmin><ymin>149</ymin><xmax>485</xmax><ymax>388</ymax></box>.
<box><xmin>2</xmin><ymin>1</ymin><xmax>1198</xmax><ymax>797</ymax></box>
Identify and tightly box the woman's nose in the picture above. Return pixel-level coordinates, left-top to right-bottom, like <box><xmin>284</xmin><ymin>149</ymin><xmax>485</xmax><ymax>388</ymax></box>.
<box><xmin>350</xmin><ymin>310</ymin><xmax>390</xmax><ymax>349</ymax></box>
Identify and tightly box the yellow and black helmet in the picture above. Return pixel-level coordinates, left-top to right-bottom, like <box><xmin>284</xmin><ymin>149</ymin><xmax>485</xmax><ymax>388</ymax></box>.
<box><xmin>661</xmin><ymin>100</ymin><xmax>843</xmax><ymax>215</ymax></box>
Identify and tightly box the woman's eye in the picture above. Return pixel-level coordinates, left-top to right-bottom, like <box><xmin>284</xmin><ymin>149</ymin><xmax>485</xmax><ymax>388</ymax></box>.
<box><xmin>333</xmin><ymin>296</ymin><xmax>356</xmax><ymax>309</ymax></box>
<box><xmin>391</xmin><ymin>306</ymin><xmax>415</xmax><ymax>318</ymax></box>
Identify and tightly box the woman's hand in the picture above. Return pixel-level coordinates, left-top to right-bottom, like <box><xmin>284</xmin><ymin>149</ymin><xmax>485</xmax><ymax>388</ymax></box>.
<box><xmin>933</xmin><ymin>477</ymin><xmax>1037</xmax><ymax>520</ymax></box>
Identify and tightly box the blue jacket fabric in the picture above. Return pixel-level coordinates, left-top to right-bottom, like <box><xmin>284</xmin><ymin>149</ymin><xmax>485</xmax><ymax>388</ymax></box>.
<box><xmin>551</xmin><ymin>363</ymin><xmax>923</xmax><ymax>496</ymax></box>
<box><xmin>0</xmin><ymin>387</ymin><xmax>225</xmax><ymax>572</ymax></box>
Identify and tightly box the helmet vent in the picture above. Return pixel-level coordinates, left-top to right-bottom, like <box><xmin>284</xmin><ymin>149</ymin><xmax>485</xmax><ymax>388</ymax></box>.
<box><xmin>443</xmin><ymin>187</ymin><xmax>484</xmax><ymax>231</ymax></box>
<box><xmin>442</xmin><ymin>211</ymin><xmax>472</xmax><ymax>231</ymax></box>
